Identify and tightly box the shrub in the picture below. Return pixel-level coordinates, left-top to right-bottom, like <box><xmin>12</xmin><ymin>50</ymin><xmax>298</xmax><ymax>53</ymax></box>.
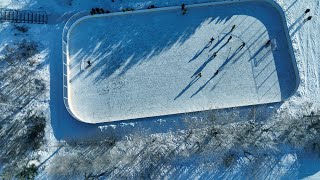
<box><xmin>14</xmin><ymin>25</ymin><xmax>29</xmax><ymax>33</ymax></box>
<box><xmin>25</xmin><ymin>114</ymin><xmax>46</xmax><ymax>150</ymax></box>
<box><xmin>17</xmin><ymin>164</ymin><xmax>38</xmax><ymax>180</ymax></box>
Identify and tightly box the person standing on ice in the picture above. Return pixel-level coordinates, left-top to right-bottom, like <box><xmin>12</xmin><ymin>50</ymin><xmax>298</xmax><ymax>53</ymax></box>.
<box><xmin>302</xmin><ymin>16</ymin><xmax>312</xmax><ymax>23</ymax></box>
<box><xmin>87</xmin><ymin>60</ymin><xmax>92</xmax><ymax>67</ymax></box>
<box><xmin>206</xmin><ymin>37</ymin><xmax>215</xmax><ymax>47</ymax></box>
<box><xmin>305</xmin><ymin>9</ymin><xmax>310</xmax><ymax>14</ymax></box>
<box><xmin>230</xmin><ymin>25</ymin><xmax>236</xmax><ymax>32</ymax></box>
<box><xmin>214</xmin><ymin>70</ymin><xmax>219</xmax><ymax>76</ymax></box>
<box><xmin>227</xmin><ymin>36</ymin><xmax>232</xmax><ymax>43</ymax></box>
<box><xmin>212</xmin><ymin>52</ymin><xmax>217</xmax><ymax>58</ymax></box>
<box><xmin>210</xmin><ymin>37</ymin><xmax>214</xmax><ymax>43</ymax></box>
<box><xmin>239</xmin><ymin>42</ymin><xmax>245</xmax><ymax>50</ymax></box>
<box><xmin>306</xmin><ymin>16</ymin><xmax>312</xmax><ymax>21</ymax></box>
<box><xmin>181</xmin><ymin>4</ymin><xmax>187</xmax><ymax>15</ymax></box>
<box><xmin>95</xmin><ymin>8</ymin><xmax>101</xmax><ymax>14</ymax></box>
<box><xmin>265</xmin><ymin>40</ymin><xmax>271</xmax><ymax>47</ymax></box>
<box><xmin>91</xmin><ymin>8</ymin><xmax>96</xmax><ymax>14</ymax></box>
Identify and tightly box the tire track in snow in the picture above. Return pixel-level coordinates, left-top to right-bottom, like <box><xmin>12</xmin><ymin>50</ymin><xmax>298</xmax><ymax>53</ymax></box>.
<box><xmin>284</xmin><ymin>0</ymin><xmax>305</xmax><ymax>96</ymax></box>
<box><xmin>313</xmin><ymin>0</ymin><xmax>320</xmax><ymax>101</ymax></box>
<box><xmin>305</xmin><ymin>1</ymin><xmax>320</xmax><ymax>100</ymax></box>
<box><xmin>306</xmin><ymin>15</ymin><xmax>317</xmax><ymax>96</ymax></box>
<box><xmin>295</xmin><ymin>20</ymin><xmax>307</xmax><ymax>95</ymax></box>
<box><xmin>293</xmin><ymin>0</ymin><xmax>319</xmax><ymax>99</ymax></box>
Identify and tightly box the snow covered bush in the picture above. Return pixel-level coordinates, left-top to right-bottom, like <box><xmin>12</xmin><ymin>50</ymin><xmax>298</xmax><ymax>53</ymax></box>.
<box><xmin>14</xmin><ymin>25</ymin><xmax>29</xmax><ymax>33</ymax></box>
<box><xmin>25</xmin><ymin>114</ymin><xmax>46</xmax><ymax>150</ymax></box>
<box><xmin>17</xmin><ymin>164</ymin><xmax>38</xmax><ymax>179</ymax></box>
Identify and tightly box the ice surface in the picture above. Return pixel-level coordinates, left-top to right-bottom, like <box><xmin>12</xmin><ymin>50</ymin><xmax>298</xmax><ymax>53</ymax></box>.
<box><xmin>66</xmin><ymin>1</ymin><xmax>298</xmax><ymax>123</ymax></box>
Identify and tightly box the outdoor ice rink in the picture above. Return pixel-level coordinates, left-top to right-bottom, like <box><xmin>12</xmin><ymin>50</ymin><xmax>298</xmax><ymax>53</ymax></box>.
<box><xmin>65</xmin><ymin>1</ymin><xmax>299</xmax><ymax>123</ymax></box>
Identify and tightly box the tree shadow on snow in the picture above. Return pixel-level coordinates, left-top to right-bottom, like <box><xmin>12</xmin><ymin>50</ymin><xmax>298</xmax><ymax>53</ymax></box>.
<box><xmin>48</xmin><ymin>1</ymin><xmax>310</xmax><ymax>178</ymax></box>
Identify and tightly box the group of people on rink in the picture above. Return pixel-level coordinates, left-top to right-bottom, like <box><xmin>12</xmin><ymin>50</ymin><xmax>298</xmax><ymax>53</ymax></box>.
<box><xmin>196</xmin><ymin>24</ymin><xmax>243</xmax><ymax>78</ymax></box>
<box><xmin>85</xmin><ymin>7</ymin><xmax>314</xmax><ymax>75</ymax></box>
<box><xmin>90</xmin><ymin>8</ymin><xmax>110</xmax><ymax>15</ymax></box>
<box><xmin>195</xmin><ymin>8</ymin><xmax>313</xmax><ymax>79</ymax></box>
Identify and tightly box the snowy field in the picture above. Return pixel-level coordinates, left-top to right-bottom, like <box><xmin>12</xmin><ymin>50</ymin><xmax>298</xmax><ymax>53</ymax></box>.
<box><xmin>67</xmin><ymin>1</ymin><xmax>298</xmax><ymax>123</ymax></box>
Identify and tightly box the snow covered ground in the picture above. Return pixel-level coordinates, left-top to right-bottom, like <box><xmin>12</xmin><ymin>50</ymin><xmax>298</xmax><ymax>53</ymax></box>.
<box><xmin>0</xmin><ymin>0</ymin><xmax>319</xmax><ymax>179</ymax></box>
<box><xmin>67</xmin><ymin>1</ymin><xmax>298</xmax><ymax>123</ymax></box>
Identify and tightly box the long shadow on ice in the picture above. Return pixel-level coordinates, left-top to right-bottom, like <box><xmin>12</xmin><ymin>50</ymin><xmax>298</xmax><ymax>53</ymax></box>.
<box><xmin>52</xmin><ymin>0</ymin><xmax>298</xmax><ymax>140</ymax></box>
<box><xmin>190</xmin><ymin>45</ymin><xmax>243</xmax><ymax>98</ymax></box>
<box><xmin>67</xmin><ymin>6</ymin><xmax>235</xmax><ymax>83</ymax></box>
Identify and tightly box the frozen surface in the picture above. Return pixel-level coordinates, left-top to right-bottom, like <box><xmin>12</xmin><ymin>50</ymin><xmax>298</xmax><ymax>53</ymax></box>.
<box><xmin>0</xmin><ymin>0</ymin><xmax>319</xmax><ymax>178</ymax></box>
<box><xmin>66</xmin><ymin>1</ymin><xmax>298</xmax><ymax>123</ymax></box>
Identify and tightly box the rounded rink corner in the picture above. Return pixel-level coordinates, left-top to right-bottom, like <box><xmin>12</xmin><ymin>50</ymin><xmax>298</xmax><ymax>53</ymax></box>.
<box><xmin>62</xmin><ymin>0</ymin><xmax>300</xmax><ymax>124</ymax></box>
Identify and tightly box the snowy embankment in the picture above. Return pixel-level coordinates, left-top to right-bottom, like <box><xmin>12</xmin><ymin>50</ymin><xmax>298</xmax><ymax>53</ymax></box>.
<box><xmin>0</xmin><ymin>0</ymin><xmax>319</xmax><ymax>179</ymax></box>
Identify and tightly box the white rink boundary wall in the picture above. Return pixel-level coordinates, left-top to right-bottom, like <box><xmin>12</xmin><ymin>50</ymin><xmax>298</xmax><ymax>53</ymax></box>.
<box><xmin>62</xmin><ymin>0</ymin><xmax>300</xmax><ymax>123</ymax></box>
